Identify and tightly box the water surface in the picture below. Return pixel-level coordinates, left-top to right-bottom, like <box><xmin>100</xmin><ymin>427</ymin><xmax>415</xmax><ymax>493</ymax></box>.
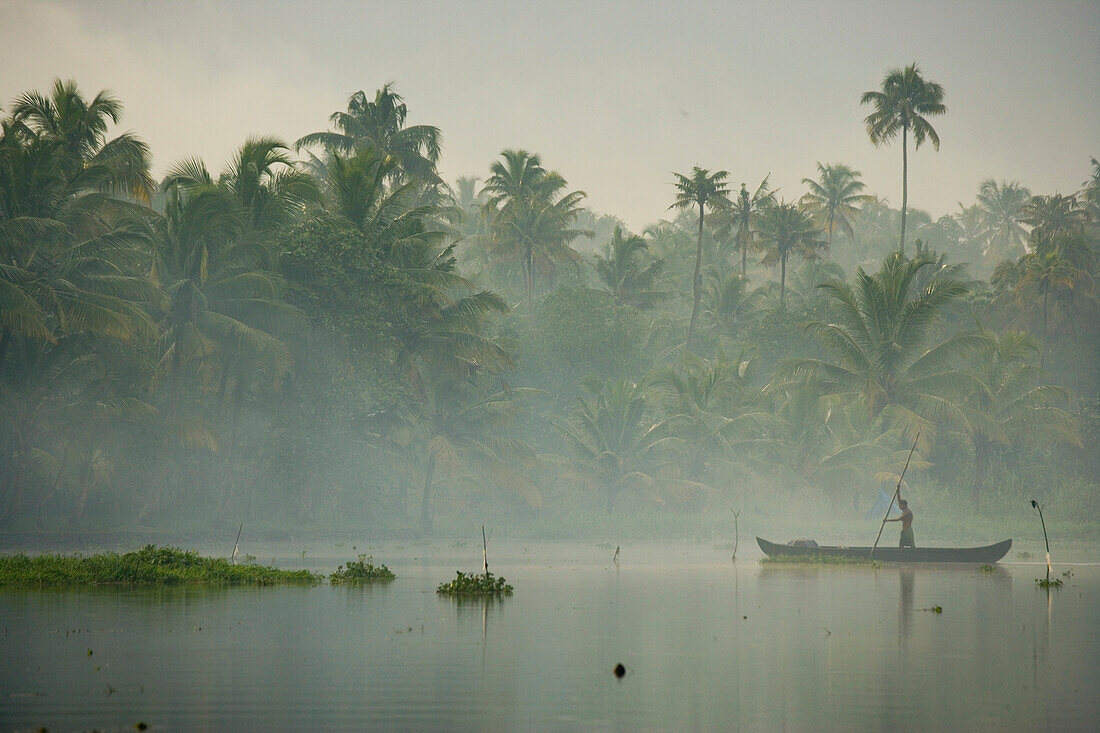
<box><xmin>3</xmin><ymin>542</ymin><xmax>1097</xmax><ymax>731</ymax></box>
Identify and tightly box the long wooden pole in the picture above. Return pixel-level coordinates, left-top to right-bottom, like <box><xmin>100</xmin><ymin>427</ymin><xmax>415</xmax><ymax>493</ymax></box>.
<box><xmin>871</xmin><ymin>435</ymin><xmax>919</xmax><ymax>557</ymax></box>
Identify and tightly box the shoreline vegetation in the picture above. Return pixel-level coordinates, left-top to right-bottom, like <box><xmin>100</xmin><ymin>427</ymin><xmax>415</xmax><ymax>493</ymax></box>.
<box><xmin>0</xmin><ymin>545</ymin><xmax>320</xmax><ymax>587</ymax></box>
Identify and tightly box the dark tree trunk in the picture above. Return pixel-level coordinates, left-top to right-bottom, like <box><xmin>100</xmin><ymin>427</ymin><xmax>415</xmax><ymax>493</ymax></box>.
<box><xmin>899</xmin><ymin>122</ymin><xmax>909</xmax><ymax>254</ymax></box>
<box><xmin>687</xmin><ymin>204</ymin><xmax>705</xmax><ymax>350</ymax></box>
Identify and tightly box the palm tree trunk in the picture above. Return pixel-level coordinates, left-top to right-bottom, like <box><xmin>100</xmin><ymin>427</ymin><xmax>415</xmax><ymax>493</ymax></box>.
<box><xmin>687</xmin><ymin>204</ymin><xmax>705</xmax><ymax>350</ymax></box>
<box><xmin>899</xmin><ymin>122</ymin><xmax>909</xmax><ymax>254</ymax></box>
<box><xmin>739</xmin><ymin>225</ymin><xmax>748</xmax><ymax>279</ymax></box>
<box><xmin>1040</xmin><ymin>288</ymin><xmax>1048</xmax><ymax>369</ymax></box>
<box><xmin>419</xmin><ymin>456</ymin><xmax>436</xmax><ymax>534</ymax></box>
<box><xmin>780</xmin><ymin>253</ymin><xmax>787</xmax><ymax>308</ymax></box>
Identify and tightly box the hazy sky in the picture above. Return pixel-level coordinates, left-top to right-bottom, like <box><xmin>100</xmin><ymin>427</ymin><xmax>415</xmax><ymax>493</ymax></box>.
<box><xmin>2</xmin><ymin>0</ymin><xmax>1097</xmax><ymax>231</ymax></box>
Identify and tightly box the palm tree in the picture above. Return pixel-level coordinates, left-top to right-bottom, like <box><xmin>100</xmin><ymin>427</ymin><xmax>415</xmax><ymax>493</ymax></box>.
<box><xmin>800</xmin><ymin>163</ymin><xmax>870</xmax><ymax>251</ymax></box>
<box><xmin>0</xmin><ymin>82</ymin><xmax>158</xmax><ymax>362</ymax></box>
<box><xmin>403</xmin><ymin>378</ymin><xmax>537</xmax><ymax>534</ymax></box>
<box><xmin>712</xmin><ymin>176</ymin><xmax>774</xmax><ymax>279</ymax></box>
<box><xmin>8</xmin><ymin>79</ymin><xmax>154</xmax><ymax>200</ymax></box>
<box><xmin>219</xmin><ymin>136</ymin><xmax>321</xmax><ymax>234</ymax></box>
<box><xmin>966</xmin><ymin>330</ymin><xmax>1079</xmax><ymax>507</ymax></box>
<box><xmin>1020</xmin><ymin>193</ymin><xmax>1091</xmax><ymax>256</ymax></box>
<box><xmin>756</xmin><ymin>201</ymin><xmax>825</xmax><ymax>308</ymax></box>
<box><xmin>593</xmin><ymin>226</ymin><xmax>667</xmax><ymax>309</ymax></box>
<box><xmin>671</xmin><ymin>167</ymin><xmax>730</xmax><ymax>350</ymax></box>
<box><xmin>773</xmin><ymin>253</ymin><xmax>988</xmax><ymax>450</ymax></box>
<box><xmin>480</xmin><ymin>150</ymin><xmax>590</xmax><ymax>312</ymax></box>
<box><xmin>555</xmin><ymin>378</ymin><xmax>684</xmax><ymax>513</ymax></box>
<box><xmin>296</xmin><ymin>83</ymin><xmax>442</xmax><ymax>184</ymax></box>
<box><xmin>975</xmin><ymin>179</ymin><xmax>1031</xmax><ymax>263</ymax></box>
<box><xmin>861</xmin><ymin>63</ymin><xmax>946</xmax><ymax>253</ymax></box>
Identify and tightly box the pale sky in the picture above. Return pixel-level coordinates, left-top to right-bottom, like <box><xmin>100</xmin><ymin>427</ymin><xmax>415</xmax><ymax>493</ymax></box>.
<box><xmin>2</xmin><ymin>0</ymin><xmax>1097</xmax><ymax>232</ymax></box>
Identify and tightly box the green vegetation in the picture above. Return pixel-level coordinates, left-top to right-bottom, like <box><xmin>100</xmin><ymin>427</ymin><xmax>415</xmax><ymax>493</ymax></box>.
<box><xmin>436</xmin><ymin>571</ymin><xmax>513</xmax><ymax>596</ymax></box>
<box><xmin>0</xmin><ymin>545</ymin><xmax>319</xmax><ymax>586</ymax></box>
<box><xmin>0</xmin><ymin>73</ymin><xmax>1095</xmax><ymax>541</ymax></box>
<box><xmin>329</xmin><ymin>554</ymin><xmax>395</xmax><ymax>584</ymax></box>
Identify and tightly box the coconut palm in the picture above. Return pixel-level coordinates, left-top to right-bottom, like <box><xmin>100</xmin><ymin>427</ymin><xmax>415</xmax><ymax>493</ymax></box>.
<box><xmin>966</xmin><ymin>330</ymin><xmax>1080</xmax><ymax>507</ymax></box>
<box><xmin>756</xmin><ymin>201</ymin><xmax>825</xmax><ymax>308</ymax></box>
<box><xmin>555</xmin><ymin>378</ymin><xmax>686</xmax><ymax>513</ymax></box>
<box><xmin>671</xmin><ymin>167</ymin><xmax>730</xmax><ymax>349</ymax></box>
<box><xmin>861</xmin><ymin>63</ymin><xmax>946</xmax><ymax>253</ymax></box>
<box><xmin>480</xmin><ymin>149</ymin><xmax>589</xmax><ymax>312</ymax></box>
<box><xmin>296</xmin><ymin>84</ymin><xmax>441</xmax><ymax>184</ymax></box>
<box><xmin>772</xmin><ymin>253</ymin><xmax>988</xmax><ymax>450</ymax></box>
<box><xmin>401</xmin><ymin>378</ymin><xmax>538</xmax><ymax>534</ymax></box>
<box><xmin>8</xmin><ymin>79</ymin><xmax>154</xmax><ymax>200</ymax></box>
<box><xmin>975</xmin><ymin>179</ymin><xmax>1031</xmax><ymax>263</ymax></box>
<box><xmin>218</xmin><ymin>136</ymin><xmax>321</xmax><ymax>234</ymax></box>
<box><xmin>0</xmin><ymin>83</ymin><xmax>158</xmax><ymax>360</ymax></box>
<box><xmin>710</xmin><ymin>176</ymin><xmax>774</xmax><ymax>280</ymax></box>
<box><xmin>800</xmin><ymin>163</ymin><xmax>870</xmax><ymax>251</ymax></box>
<box><xmin>594</xmin><ymin>226</ymin><xmax>667</xmax><ymax>309</ymax></box>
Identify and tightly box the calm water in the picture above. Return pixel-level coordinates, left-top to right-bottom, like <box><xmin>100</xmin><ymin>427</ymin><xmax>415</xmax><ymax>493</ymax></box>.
<box><xmin>2</xmin><ymin>542</ymin><xmax>1098</xmax><ymax>731</ymax></box>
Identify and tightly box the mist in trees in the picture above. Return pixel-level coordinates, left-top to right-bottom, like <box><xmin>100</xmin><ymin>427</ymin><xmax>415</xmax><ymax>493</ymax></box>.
<box><xmin>1</xmin><ymin>75</ymin><xmax>1095</xmax><ymax>540</ymax></box>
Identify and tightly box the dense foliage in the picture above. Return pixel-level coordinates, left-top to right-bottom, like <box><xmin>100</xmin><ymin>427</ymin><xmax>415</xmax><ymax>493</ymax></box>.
<box><xmin>329</xmin><ymin>554</ymin><xmax>396</xmax><ymax>584</ymax></box>
<box><xmin>0</xmin><ymin>545</ymin><xmax>320</xmax><ymax>586</ymax></box>
<box><xmin>1</xmin><ymin>77</ymin><xmax>1095</xmax><ymax>539</ymax></box>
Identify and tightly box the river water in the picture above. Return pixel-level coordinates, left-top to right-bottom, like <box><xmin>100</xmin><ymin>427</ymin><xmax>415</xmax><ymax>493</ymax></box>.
<box><xmin>2</xmin><ymin>541</ymin><xmax>1097</xmax><ymax>731</ymax></box>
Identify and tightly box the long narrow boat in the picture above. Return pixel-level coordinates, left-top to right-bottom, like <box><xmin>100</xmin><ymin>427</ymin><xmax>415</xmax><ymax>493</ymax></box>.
<box><xmin>756</xmin><ymin>536</ymin><xmax>1012</xmax><ymax>563</ymax></box>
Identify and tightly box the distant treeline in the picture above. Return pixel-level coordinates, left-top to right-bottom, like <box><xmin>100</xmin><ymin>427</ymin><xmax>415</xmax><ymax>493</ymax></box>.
<box><xmin>1</xmin><ymin>78</ymin><xmax>1096</xmax><ymax>536</ymax></box>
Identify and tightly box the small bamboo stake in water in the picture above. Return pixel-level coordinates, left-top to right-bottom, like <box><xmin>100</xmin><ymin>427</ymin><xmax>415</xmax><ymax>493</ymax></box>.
<box><xmin>482</xmin><ymin>525</ymin><xmax>490</xmax><ymax>577</ymax></box>
<box><xmin>731</xmin><ymin>509</ymin><xmax>741</xmax><ymax>562</ymax></box>
<box><xmin>1030</xmin><ymin>500</ymin><xmax>1052</xmax><ymax>583</ymax></box>
<box><xmin>871</xmin><ymin>435</ymin><xmax>919</xmax><ymax>558</ymax></box>
<box><xmin>231</xmin><ymin>523</ymin><xmax>243</xmax><ymax>565</ymax></box>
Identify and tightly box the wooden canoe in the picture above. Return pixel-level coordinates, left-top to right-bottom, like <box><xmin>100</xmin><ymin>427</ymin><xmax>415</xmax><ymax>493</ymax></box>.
<box><xmin>756</xmin><ymin>536</ymin><xmax>1012</xmax><ymax>563</ymax></box>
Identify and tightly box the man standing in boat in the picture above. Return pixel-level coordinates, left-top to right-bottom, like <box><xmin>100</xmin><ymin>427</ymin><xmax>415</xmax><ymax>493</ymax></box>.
<box><xmin>885</xmin><ymin>498</ymin><xmax>915</xmax><ymax>548</ymax></box>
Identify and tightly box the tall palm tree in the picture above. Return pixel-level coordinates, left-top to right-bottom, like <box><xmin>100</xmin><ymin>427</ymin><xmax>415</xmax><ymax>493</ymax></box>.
<box><xmin>773</xmin><ymin>253</ymin><xmax>988</xmax><ymax>450</ymax></box>
<box><xmin>756</xmin><ymin>201</ymin><xmax>825</xmax><ymax>308</ymax></box>
<box><xmin>861</xmin><ymin>63</ymin><xmax>946</xmax><ymax>253</ymax></box>
<box><xmin>480</xmin><ymin>150</ymin><xmax>589</xmax><ymax>312</ymax></box>
<box><xmin>712</xmin><ymin>176</ymin><xmax>774</xmax><ymax>279</ymax></box>
<box><xmin>671</xmin><ymin>166</ymin><xmax>730</xmax><ymax>350</ymax></box>
<box><xmin>800</xmin><ymin>163</ymin><xmax>870</xmax><ymax>251</ymax></box>
<box><xmin>296</xmin><ymin>83</ymin><xmax>442</xmax><ymax>184</ymax></box>
<box><xmin>975</xmin><ymin>179</ymin><xmax>1031</xmax><ymax>263</ymax></box>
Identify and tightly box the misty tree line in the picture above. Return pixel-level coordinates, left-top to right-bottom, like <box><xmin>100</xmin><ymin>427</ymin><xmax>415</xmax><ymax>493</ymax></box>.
<box><xmin>1</xmin><ymin>75</ymin><xmax>1096</xmax><ymax>534</ymax></box>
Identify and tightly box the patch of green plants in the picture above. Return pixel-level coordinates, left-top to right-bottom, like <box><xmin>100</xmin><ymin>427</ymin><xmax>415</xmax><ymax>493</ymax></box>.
<box><xmin>329</xmin><ymin>555</ymin><xmax>395</xmax><ymax>584</ymax></box>
<box><xmin>980</xmin><ymin>564</ymin><xmax>995</xmax><ymax>572</ymax></box>
<box><xmin>0</xmin><ymin>545</ymin><xmax>320</xmax><ymax>587</ymax></box>
<box><xmin>1035</xmin><ymin>577</ymin><xmax>1064</xmax><ymax>588</ymax></box>
<box><xmin>436</xmin><ymin>571</ymin><xmax>513</xmax><ymax>596</ymax></box>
